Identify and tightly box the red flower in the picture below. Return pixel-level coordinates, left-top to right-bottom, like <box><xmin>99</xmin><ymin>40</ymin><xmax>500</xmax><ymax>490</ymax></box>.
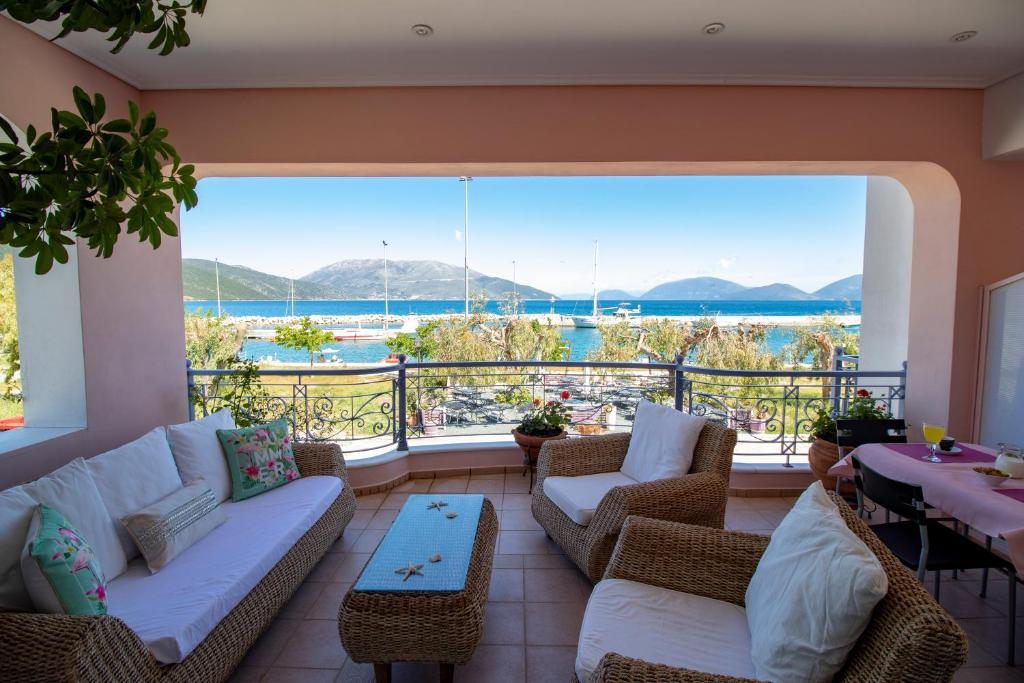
<box><xmin>546</xmin><ymin>400</ymin><xmax>555</xmax><ymax>407</ymax></box>
<box><xmin>532</xmin><ymin>398</ymin><xmax>541</xmax><ymax>406</ymax></box>
<box><xmin>560</xmin><ymin>390</ymin><xmax>570</xmax><ymax>400</ymax></box>
<box><xmin>856</xmin><ymin>389</ymin><xmax>871</xmax><ymax>398</ymax></box>
<box><xmin>245</xmin><ymin>465</ymin><xmax>259</xmax><ymax>478</ymax></box>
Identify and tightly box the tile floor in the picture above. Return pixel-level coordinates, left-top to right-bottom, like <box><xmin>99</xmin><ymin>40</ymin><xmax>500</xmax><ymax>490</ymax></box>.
<box><xmin>229</xmin><ymin>473</ymin><xmax>1024</xmax><ymax>682</ymax></box>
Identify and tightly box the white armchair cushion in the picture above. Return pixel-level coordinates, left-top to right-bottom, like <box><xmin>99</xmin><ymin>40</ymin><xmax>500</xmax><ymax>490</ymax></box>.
<box><xmin>167</xmin><ymin>409</ymin><xmax>236</xmax><ymax>503</ymax></box>
<box><xmin>0</xmin><ymin>485</ymin><xmax>39</xmax><ymax>610</ymax></box>
<box><xmin>87</xmin><ymin>427</ymin><xmax>185</xmax><ymax>561</ymax></box>
<box><xmin>620</xmin><ymin>400</ymin><xmax>707</xmax><ymax>483</ymax></box>
<box><xmin>745</xmin><ymin>481</ymin><xmax>888</xmax><ymax>683</ymax></box>
<box><xmin>576</xmin><ymin>578</ymin><xmax>756</xmax><ymax>683</ymax></box>
<box><xmin>543</xmin><ymin>471</ymin><xmax>637</xmax><ymax>526</ymax></box>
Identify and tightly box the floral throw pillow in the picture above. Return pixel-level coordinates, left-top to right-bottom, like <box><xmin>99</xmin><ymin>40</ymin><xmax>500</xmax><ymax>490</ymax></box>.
<box><xmin>22</xmin><ymin>504</ymin><xmax>107</xmax><ymax>615</ymax></box>
<box><xmin>217</xmin><ymin>420</ymin><xmax>301</xmax><ymax>502</ymax></box>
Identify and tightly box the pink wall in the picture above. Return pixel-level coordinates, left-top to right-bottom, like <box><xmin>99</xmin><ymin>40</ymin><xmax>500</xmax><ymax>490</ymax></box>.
<box><xmin>0</xmin><ymin>20</ymin><xmax>190</xmax><ymax>486</ymax></box>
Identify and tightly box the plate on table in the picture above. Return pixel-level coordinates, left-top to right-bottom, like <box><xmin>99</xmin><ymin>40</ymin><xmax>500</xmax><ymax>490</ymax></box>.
<box><xmin>937</xmin><ymin>446</ymin><xmax>962</xmax><ymax>455</ymax></box>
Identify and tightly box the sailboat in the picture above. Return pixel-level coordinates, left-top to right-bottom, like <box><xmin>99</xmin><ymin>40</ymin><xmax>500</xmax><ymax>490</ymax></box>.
<box><xmin>572</xmin><ymin>242</ymin><xmax>606</xmax><ymax>328</ymax></box>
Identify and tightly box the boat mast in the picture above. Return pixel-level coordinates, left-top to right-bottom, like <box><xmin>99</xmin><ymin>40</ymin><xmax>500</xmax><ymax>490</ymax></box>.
<box><xmin>382</xmin><ymin>240</ymin><xmax>389</xmax><ymax>330</ymax></box>
<box><xmin>214</xmin><ymin>258</ymin><xmax>221</xmax><ymax>317</ymax></box>
<box><xmin>591</xmin><ymin>241</ymin><xmax>599</xmax><ymax>317</ymax></box>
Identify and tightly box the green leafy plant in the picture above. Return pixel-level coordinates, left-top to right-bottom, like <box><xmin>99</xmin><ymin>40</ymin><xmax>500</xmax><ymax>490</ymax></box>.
<box><xmin>809</xmin><ymin>389</ymin><xmax>893</xmax><ymax>443</ymax></box>
<box><xmin>0</xmin><ymin>254</ymin><xmax>20</xmax><ymax>399</ymax></box>
<box><xmin>516</xmin><ymin>391</ymin><xmax>572</xmax><ymax>437</ymax></box>
<box><xmin>0</xmin><ymin>1</ymin><xmax>207</xmax><ymax>55</ymax></box>
<box><xmin>273</xmin><ymin>316</ymin><xmax>334</xmax><ymax>367</ymax></box>
<box><xmin>0</xmin><ymin>89</ymin><xmax>197</xmax><ymax>273</ymax></box>
<box><xmin>184</xmin><ymin>309</ymin><xmax>246</xmax><ymax>369</ymax></box>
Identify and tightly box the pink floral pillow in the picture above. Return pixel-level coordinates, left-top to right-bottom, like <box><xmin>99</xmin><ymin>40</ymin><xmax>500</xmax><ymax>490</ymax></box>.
<box><xmin>217</xmin><ymin>420</ymin><xmax>301</xmax><ymax>501</ymax></box>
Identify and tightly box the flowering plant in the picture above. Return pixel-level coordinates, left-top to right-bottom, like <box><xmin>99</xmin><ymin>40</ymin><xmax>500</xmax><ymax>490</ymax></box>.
<box><xmin>809</xmin><ymin>388</ymin><xmax>893</xmax><ymax>443</ymax></box>
<box><xmin>516</xmin><ymin>390</ymin><xmax>572</xmax><ymax>437</ymax></box>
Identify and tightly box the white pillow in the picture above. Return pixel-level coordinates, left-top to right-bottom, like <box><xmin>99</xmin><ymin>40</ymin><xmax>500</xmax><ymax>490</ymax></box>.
<box><xmin>22</xmin><ymin>458</ymin><xmax>127</xmax><ymax>582</ymax></box>
<box><xmin>0</xmin><ymin>485</ymin><xmax>39</xmax><ymax>611</ymax></box>
<box><xmin>166</xmin><ymin>409</ymin><xmax>236</xmax><ymax>503</ymax></box>
<box><xmin>87</xmin><ymin>426</ymin><xmax>184</xmax><ymax>561</ymax></box>
<box><xmin>745</xmin><ymin>482</ymin><xmax>888</xmax><ymax>683</ymax></box>
<box><xmin>620</xmin><ymin>400</ymin><xmax>707</xmax><ymax>482</ymax></box>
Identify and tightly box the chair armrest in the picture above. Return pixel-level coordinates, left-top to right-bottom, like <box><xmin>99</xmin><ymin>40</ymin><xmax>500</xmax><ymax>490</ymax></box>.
<box><xmin>536</xmin><ymin>433</ymin><xmax>630</xmax><ymax>482</ymax></box>
<box><xmin>588</xmin><ymin>653</ymin><xmax>762</xmax><ymax>683</ymax></box>
<box><xmin>603</xmin><ymin>516</ymin><xmax>768</xmax><ymax>605</ymax></box>
<box><xmin>0</xmin><ymin>613</ymin><xmax>154</xmax><ymax>682</ymax></box>
<box><xmin>292</xmin><ymin>442</ymin><xmax>347</xmax><ymax>481</ymax></box>
<box><xmin>592</xmin><ymin>471</ymin><xmax>728</xmax><ymax>532</ymax></box>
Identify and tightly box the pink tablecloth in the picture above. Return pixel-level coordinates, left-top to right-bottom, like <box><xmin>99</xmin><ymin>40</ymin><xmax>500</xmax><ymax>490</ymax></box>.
<box><xmin>829</xmin><ymin>442</ymin><xmax>1024</xmax><ymax>572</ymax></box>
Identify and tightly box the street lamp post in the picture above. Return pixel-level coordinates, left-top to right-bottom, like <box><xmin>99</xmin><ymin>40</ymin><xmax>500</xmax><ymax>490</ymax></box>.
<box><xmin>512</xmin><ymin>259</ymin><xmax>517</xmax><ymax>316</ymax></box>
<box><xmin>459</xmin><ymin>176</ymin><xmax>473</xmax><ymax>318</ymax></box>
<box><xmin>382</xmin><ymin>240</ymin><xmax>389</xmax><ymax>330</ymax></box>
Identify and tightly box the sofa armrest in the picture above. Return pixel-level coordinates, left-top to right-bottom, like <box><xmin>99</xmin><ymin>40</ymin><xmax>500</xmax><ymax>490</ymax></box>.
<box><xmin>536</xmin><ymin>433</ymin><xmax>631</xmax><ymax>483</ymax></box>
<box><xmin>292</xmin><ymin>441</ymin><xmax>347</xmax><ymax>481</ymax></box>
<box><xmin>603</xmin><ymin>516</ymin><xmax>768</xmax><ymax>606</ymax></box>
<box><xmin>592</xmin><ymin>471</ymin><xmax>728</xmax><ymax>533</ymax></box>
<box><xmin>588</xmin><ymin>653</ymin><xmax>762</xmax><ymax>683</ymax></box>
<box><xmin>0</xmin><ymin>613</ymin><xmax>154</xmax><ymax>682</ymax></box>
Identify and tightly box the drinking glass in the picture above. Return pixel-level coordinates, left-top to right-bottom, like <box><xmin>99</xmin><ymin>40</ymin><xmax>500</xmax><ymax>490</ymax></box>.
<box><xmin>922</xmin><ymin>423</ymin><xmax>946</xmax><ymax>462</ymax></box>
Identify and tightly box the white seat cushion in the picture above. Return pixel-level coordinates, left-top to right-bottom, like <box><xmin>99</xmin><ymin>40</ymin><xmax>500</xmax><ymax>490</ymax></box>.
<box><xmin>0</xmin><ymin>485</ymin><xmax>39</xmax><ymax>611</ymax></box>
<box><xmin>745</xmin><ymin>482</ymin><xmax>888</xmax><ymax>683</ymax></box>
<box><xmin>87</xmin><ymin>426</ymin><xmax>184</xmax><ymax>561</ymax></box>
<box><xmin>576</xmin><ymin>578</ymin><xmax>756</xmax><ymax>683</ymax></box>
<box><xmin>167</xmin><ymin>409</ymin><xmax>236</xmax><ymax>503</ymax></box>
<box><xmin>106</xmin><ymin>475</ymin><xmax>342</xmax><ymax>663</ymax></box>
<box><xmin>620</xmin><ymin>400</ymin><xmax>707</xmax><ymax>483</ymax></box>
<box><xmin>543</xmin><ymin>471</ymin><xmax>637</xmax><ymax>526</ymax></box>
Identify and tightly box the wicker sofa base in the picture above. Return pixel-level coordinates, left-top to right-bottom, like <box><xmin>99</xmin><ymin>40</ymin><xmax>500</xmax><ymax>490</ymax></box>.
<box><xmin>339</xmin><ymin>499</ymin><xmax>498</xmax><ymax>669</ymax></box>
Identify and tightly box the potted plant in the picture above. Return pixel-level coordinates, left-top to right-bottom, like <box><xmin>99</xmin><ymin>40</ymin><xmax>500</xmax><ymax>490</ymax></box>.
<box><xmin>749</xmin><ymin>405</ymin><xmax>769</xmax><ymax>434</ymax></box>
<box><xmin>512</xmin><ymin>391</ymin><xmax>571</xmax><ymax>487</ymax></box>
<box><xmin>808</xmin><ymin>389</ymin><xmax>891</xmax><ymax>491</ymax></box>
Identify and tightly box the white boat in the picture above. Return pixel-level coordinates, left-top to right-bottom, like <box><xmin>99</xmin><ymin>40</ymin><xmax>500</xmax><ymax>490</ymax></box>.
<box><xmin>571</xmin><ymin>243</ymin><xmax>641</xmax><ymax>328</ymax></box>
<box><xmin>572</xmin><ymin>241</ymin><xmax>604</xmax><ymax>328</ymax></box>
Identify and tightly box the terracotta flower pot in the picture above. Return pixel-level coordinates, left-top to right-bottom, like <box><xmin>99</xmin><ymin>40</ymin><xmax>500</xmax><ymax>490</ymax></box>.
<box><xmin>511</xmin><ymin>428</ymin><xmax>568</xmax><ymax>465</ymax></box>
<box><xmin>808</xmin><ymin>436</ymin><xmax>853</xmax><ymax>494</ymax></box>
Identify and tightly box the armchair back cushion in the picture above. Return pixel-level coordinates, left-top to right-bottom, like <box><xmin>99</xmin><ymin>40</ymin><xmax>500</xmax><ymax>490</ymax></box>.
<box><xmin>620</xmin><ymin>400</ymin><xmax>707</xmax><ymax>483</ymax></box>
<box><xmin>745</xmin><ymin>481</ymin><xmax>888</xmax><ymax>683</ymax></box>
<box><xmin>167</xmin><ymin>409</ymin><xmax>236</xmax><ymax>503</ymax></box>
<box><xmin>0</xmin><ymin>486</ymin><xmax>38</xmax><ymax>611</ymax></box>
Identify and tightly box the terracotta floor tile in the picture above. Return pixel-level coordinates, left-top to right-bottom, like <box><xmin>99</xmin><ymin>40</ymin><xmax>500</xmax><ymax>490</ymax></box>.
<box><xmin>429</xmin><ymin>477</ymin><xmax>469</xmax><ymax>493</ymax></box>
<box><xmin>306</xmin><ymin>553</ymin><xmax>347</xmax><ymax>583</ymax></box>
<box><xmin>485</xmin><ymin>493</ymin><xmax>504</xmax><ymax>510</ymax></box>
<box><xmin>351</xmin><ymin>529</ymin><xmax>386</xmax><ymax>553</ymax></box>
<box><xmin>489</xmin><ymin>568</ymin><xmax>525</xmax><ymax>602</ymax></box>
<box><xmin>456</xmin><ymin>645</ymin><xmax>526</xmax><ymax>683</ymax></box>
<box><xmin>500</xmin><ymin>530</ymin><xmax>559</xmax><ymax>555</ymax></box>
<box><xmin>493</xmin><ymin>554</ymin><xmax>525</xmax><ymax>569</ymax></box>
<box><xmin>527</xmin><ymin>645</ymin><xmax>579</xmax><ymax>683</ymax></box>
<box><xmin>275</xmin><ymin>619</ymin><xmax>346</xmax><ymax>669</ymax></box>
<box><xmin>481</xmin><ymin>602</ymin><xmax>525</xmax><ymax>645</ymax></box>
<box><xmin>327</xmin><ymin>530</ymin><xmax>363</xmax><ymax>553</ymax></box>
<box><xmin>392</xmin><ymin>479</ymin><xmax>432</xmax><ymax>493</ymax></box>
<box><xmin>502</xmin><ymin>493</ymin><xmax>533</xmax><ymax>510</ymax></box>
<box><xmin>262</xmin><ymin>667</ymin><xmax>339</xmax><ymax>683</ymax></box>
<box><xmin>306</xmin><ymin>581</ymin><xmax>351</xmax><ymax>620</ymax></box>
<box><xmin>523</xmin><ymin>554</ymin><xmax>575</xmax><ymax>570</ymax></box>
<box><xmin>355</xmin><ymin>493</ymin><xmax>386</xmax><ymax>510</ymax></box>
<box><xmin>470</xmin><ymin>472</ymin><xmax>506</xmax><ymax>480</ymax></box>
<box><xmin>953</xmin><ymin>666</ymin><xmax>1024</xmax><ymax>681</ymax></box>
<box><xmin>504</xmin><ymin>479</ymin><xmax>532</xmax><ymax>494</ymax></box>
<box><xmin>331</xmin><ymin>553</ymin><xmax>371</xmax><ymax>582</ymax></box>
<box><xmin>467</xmin><ymin>479</ymin><xmax>504</xmax><ymax>493</ymax></box>
<box><xmin>501</xmin><ymin>509</ymin><xmax>544</xmax><ymax>531</ymax></box>
<box><xmin>346</xmin><ymin>509</ymin><xmax>374</xmax><ymax>531</ymax></box>
<box><xmin>227</xmin><ymin>665</ymin><xmax>266</xmax><ymax>682</ymax></box>
<box><xmin>380</xmin><ymin>492</ymin><xmax>412</xmax><ymax>509</ymax></box>
<box><xmin>366</xmin><ymin>508</ymin><xmax>399</xmax><ymax>530</ymax></box>
<box><xmin>525</xmin><ymin>602</ymin><xmax>586</xmax><ymax>646</ymax></box>
<box><xmin>279</xmin><ymin>581</ymin><xmax>324</xmax><ymax>619</ymax></box>
<box><xmin>524</xmin><ymin>568</ymin><xmax>593</xmax><ymax>603</ymax></box>
<box><xmin>242</xmin><ymin>618</ymin><xmax>300</xmax><ymax>666</ymax></box>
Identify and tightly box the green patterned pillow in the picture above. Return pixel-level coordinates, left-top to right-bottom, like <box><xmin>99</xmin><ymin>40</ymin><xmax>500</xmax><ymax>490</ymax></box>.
<box><xmin>217</xmin><ymin>419</ymin><xmax>301</xmax><ymax>502</ymax></box>
<box><xmin>23</xmin><ymin>504</ymin><xmax>107</xmax><ymax>616</ymax></box>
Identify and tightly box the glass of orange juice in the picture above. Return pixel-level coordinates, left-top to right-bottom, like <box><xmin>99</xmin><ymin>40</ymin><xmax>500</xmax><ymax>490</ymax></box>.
<box><xmin>922</xmin><ymin>423</ymin><xmax>946</xmax><ymax>462</ymax></box>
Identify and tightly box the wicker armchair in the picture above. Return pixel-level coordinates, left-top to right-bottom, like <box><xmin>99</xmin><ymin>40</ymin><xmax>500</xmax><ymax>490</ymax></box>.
<box><xmin>0</xmin><ymin>442</ymin><xmax>357</xmax><ymax>683</ymax></box>
<box><xmin>576</xmin><ymin>492</ymin><xmax>968</xmax><ymax>683</ymax></box>
<box><xmin>531</xmin><ymin>423</ymin><xmax>736</xmax><ymax>582</ymax></box>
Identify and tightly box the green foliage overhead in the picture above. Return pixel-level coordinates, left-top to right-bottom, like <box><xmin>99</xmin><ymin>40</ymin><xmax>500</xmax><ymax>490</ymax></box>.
<box><xmin>273</xmin><ymin>317</ymin><xmax>335</xmax><ymax>367</ymax></box>
<box><xmin>0</xmin><ymin>89</ymin><xmax>197</xmax><ymax>274</ymax></box>
<box><xmin>0</xmin><ymin>0</ymin><xmax>207</xmax><ymax>55</ymax></box>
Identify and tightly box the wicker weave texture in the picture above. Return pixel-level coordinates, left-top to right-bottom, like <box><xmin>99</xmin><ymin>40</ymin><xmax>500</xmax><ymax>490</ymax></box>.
<box><xmin>0</xmin><ymin>441</ymin><xmax>356</xmax><ymax>683</ymax></box>
<box><xmin>339</xmin><ymin>498</ymin><xmax>498</xmax><ymax>666</ymax></box>
<box><xmin>580</xmin><ymin>493</ymin><xmax>969</xmax><ymax>683</ymax></box>
<box><xmin>531</xmin><ymin>424</ymin><xmax>736</xmax><ymax>582</ymax></box>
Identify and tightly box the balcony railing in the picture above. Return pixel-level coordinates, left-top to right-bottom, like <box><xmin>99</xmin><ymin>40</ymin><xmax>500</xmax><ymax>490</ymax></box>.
<box><xmin>186</xmin><ymin>353</ymin><xmax>905</xmax><ymax>466</ymax></box>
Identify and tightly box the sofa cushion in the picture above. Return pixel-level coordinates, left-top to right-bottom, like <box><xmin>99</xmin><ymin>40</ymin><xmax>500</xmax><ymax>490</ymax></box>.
<box><xmin>576</xmin><ymin>578</ymin><xmax>756</xmax><ymax>682</ymax></box>
<box><xmin>0</xmin><ymin>485</ymin><xmax>38</xmax><ymax>611</ymax></box>
<box><xmin>23</xmin><ymin>458</ymin><xmax>127</xmax><ymax>582</ymax></box>
<box><xmin>745</xmin><ymin>481</ymin><xmax>888</xmax><ymax>683</ymax></box>
<box><xmin>620</xmin><ymin>400</ymin><xmax>707</xmax><ymax>483</ymax></box>
<box><xmin>217</xmin><ymin>420</ymin><xmax>300</xmax><ymax>502</ymax></box>
<box><xmin>87</xmin><ymin>426</ymin><xmax>185</xmax><ymax>562</ymax></box>
<box><xmin>543</xmin><ymin>471</ymin><xmax>637</xmax><ymax>526</ymax></box>
<box><xmin>106</xmin><ymin>475</ymin><xmax>342</xmax><ymax>664</ymax></box>
<box><xmin>21</xmin><ymin>504</ymin><xmax>108</xmax><ymax>616</ymax></box>
<box><xmin>167</xmin><ymin>409</ymin><xmax>236</xmax><ymax>503</ymax></box>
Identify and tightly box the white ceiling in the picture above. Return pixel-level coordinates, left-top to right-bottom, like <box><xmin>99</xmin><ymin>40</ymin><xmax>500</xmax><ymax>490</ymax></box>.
<box><xmin>17</xmin><ymin>0</ymin><xmax>1024</xmax><ymax>90</ymax></box>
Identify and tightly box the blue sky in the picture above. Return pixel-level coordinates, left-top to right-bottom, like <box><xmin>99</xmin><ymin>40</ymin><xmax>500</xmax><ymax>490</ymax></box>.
<box><xmin>180</xmin><ymin>176</ymin><xmax>867</xmax><ymax>295</ymax></box>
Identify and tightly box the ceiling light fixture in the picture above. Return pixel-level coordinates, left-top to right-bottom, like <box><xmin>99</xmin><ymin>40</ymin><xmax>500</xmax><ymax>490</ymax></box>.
<box><xmin>950</xmin><ymin>30</ymin><xmax>977</xmax><ymax>43</ymax></box>
<box><xmin>702</xmin><ymin>22</ymin><xmax>726</xmax><ymax>36</ymax></box>
<box><xmin>411</xmin><ymin>24</ymin><xmax>434</xmax><ymax>38</ymax></box>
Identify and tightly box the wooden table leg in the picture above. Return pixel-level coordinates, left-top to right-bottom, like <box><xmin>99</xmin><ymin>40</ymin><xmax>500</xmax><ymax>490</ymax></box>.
<box><xmin>440</xmin><ymin>662</ymin><xmax>454</xmax><ymax>683</ymax></box>
<box><xmin>373</xmin><ymin>662</ymin><xmax>391</xmax><ymax>683</ymax></box>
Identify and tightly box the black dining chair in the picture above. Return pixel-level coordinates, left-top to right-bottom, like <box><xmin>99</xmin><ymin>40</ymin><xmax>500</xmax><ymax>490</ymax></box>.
<box><xmin>851</xmin><ymin>455</ymin><xmax>1017</xmax><ymax>665</ymax></box>
<box><xmin>833</xmin><ymin>418</ymin><xmax>907</xmax><ymax>501</ymax></box>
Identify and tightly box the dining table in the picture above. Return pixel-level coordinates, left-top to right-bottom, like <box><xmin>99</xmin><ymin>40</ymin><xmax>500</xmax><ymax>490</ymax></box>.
<box><xmin>828</xmin><ymin>442</ymin><xmax>1024</xmax><ymax>573</ymax></box>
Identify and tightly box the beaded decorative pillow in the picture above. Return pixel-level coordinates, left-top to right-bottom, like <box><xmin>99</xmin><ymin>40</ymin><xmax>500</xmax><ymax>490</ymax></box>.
<box><xmin>217</xmin><ymin>419</ymin><xmax>301</xmax><ymax>502</ymax></box>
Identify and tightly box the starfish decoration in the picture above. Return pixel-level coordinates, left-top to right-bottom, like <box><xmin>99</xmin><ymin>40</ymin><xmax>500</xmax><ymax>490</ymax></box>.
<box><xmin>394</xmin><ymin>562</ymin><xmax>424</xmax><ymax>581</ymax></box>
<box><xmin>426</xmin><ymin>500</ymin><xmax>449</xmax><ymax>511</ymax></box>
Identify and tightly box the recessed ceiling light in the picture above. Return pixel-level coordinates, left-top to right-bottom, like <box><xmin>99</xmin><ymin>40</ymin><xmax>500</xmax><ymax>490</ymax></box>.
<box><xmin>411</xmin><ymin>24</ymin><xmax>434</xmax><ymax>38</ymax></box>
<box><xmin>702</xmin><ymin>22</ymin><xmax>726</xmax><ymax>36</ymax></box>
<box><xmin>950</xmin><ymin>30</ymin><xmax>977</xmax><ymax>43</ymax></box>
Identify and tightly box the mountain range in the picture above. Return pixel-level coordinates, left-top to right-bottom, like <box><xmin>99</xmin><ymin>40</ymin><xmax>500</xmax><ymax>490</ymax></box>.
<box><xmin>182</xmin><ymin>258</ymin><xmax>861</xmax><ymax>302</ymax></box>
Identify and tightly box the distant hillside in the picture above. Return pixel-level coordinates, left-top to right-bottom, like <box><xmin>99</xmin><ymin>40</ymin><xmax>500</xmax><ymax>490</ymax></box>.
<box><xmin>813</xmin><ymin>274</ymin><xmax>863</xmax><ymax>300</ymax></box>
<box><xmin>302</xmin><ymin>259</ymin><xmax>555</xmax><ymax>300</ymax></box>
<box><xmin>642</xmin><ymin>277</ymin><xmax>747</xmax><ymax>300</ymax></box>
<box><xmin>182</xmin><ymin>259</ymin><xmax>343</xmax><ymax>300</ymax></box>
<box><xmin>731</xmin><ymin>283</ymin><xmax>817</xmax><ymax>301</ymax></box>
<box><xmin>560</xmin><ymin>289</ymin><xmax>639</xmax><ymax>300</ymax></box>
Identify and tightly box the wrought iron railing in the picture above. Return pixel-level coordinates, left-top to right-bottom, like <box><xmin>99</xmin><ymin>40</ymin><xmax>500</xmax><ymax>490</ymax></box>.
<box><xmin>187</xmin><ymin>353</ymin><xmax>906</xmax><ymax>465</ymax></box>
